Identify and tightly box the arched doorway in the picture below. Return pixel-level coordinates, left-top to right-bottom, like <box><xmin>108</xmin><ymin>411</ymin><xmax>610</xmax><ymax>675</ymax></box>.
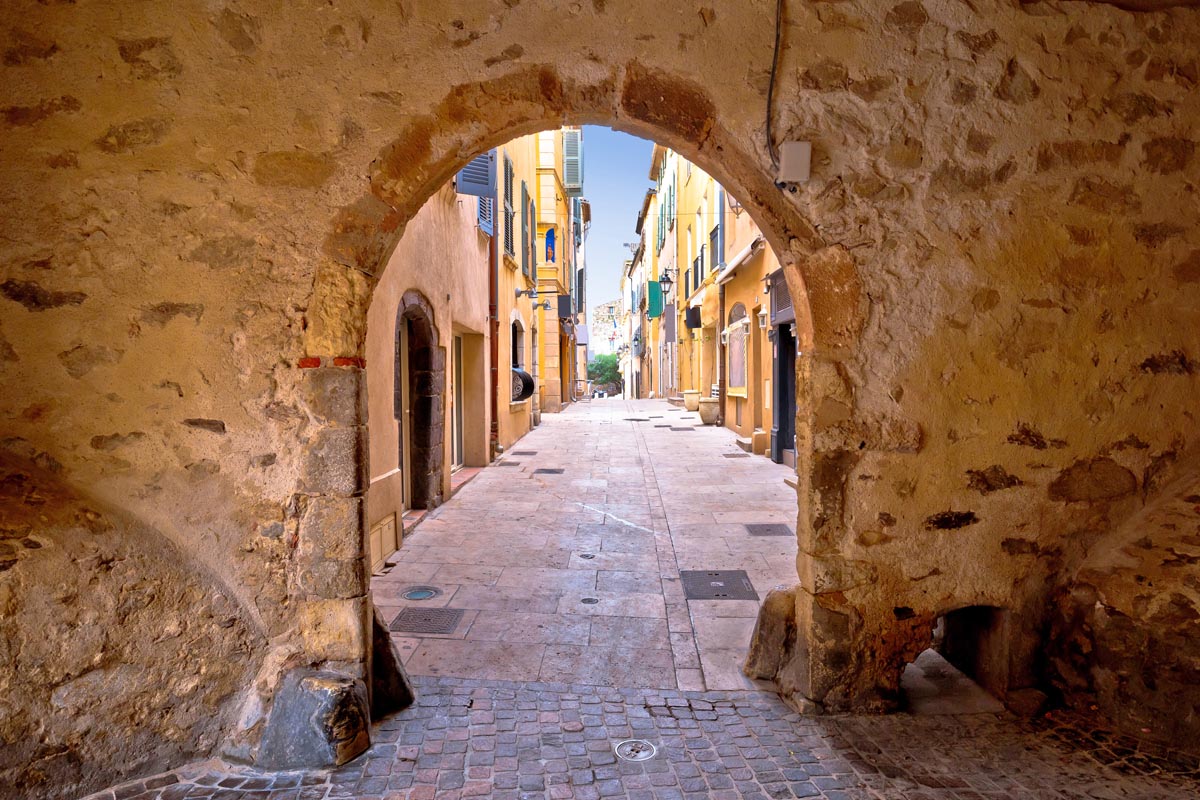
<box><xmin>395</xmin><ymin>291</ymin><xmax>444</xmax><ymax>511</ymax></box>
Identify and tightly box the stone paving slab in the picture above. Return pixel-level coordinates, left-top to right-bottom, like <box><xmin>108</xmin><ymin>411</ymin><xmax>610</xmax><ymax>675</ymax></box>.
<box><xmin>372</xmin><ymin>398</ymin><xmax>799</xmax><ymax>692</ymax></box>
<box><xmin>81</xmin><ymin>675</ymin><xmax>1200</xmax><ymax>800</ymax></box>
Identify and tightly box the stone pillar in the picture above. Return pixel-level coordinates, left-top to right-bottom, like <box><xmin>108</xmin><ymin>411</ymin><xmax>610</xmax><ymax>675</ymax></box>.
<box><xmin>294</xmin><ymin>362</ymin><xmax>371</xmax><ymax>679</ymax></box>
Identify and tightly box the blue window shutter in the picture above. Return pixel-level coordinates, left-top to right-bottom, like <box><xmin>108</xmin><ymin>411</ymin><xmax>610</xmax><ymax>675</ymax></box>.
<box><xmin>457</xmin><ymin>149</ymin><xmax>496</xmax><ymax>197</ymax></box>
<box><xmin>563</xmin><ymin>129</ymin><xmax>583</xmax><ymax>196</ymax></box>
<box><xmin>478</xmin><ymin>197</ymin><xmax>494</xmax><ymax>236</ymax></box>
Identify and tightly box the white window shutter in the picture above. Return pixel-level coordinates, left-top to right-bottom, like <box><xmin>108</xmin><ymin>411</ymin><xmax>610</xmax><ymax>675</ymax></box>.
<box><xmin>562</xmin><ymin>129</ymin><xmax>583</xmax><ymax>197</ymax></box>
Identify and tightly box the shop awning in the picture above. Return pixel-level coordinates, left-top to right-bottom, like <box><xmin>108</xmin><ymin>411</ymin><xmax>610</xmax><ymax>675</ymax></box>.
<box><xmin>716</xmin><ymin>235</ymin><xmax>765</xmax><ymax>285</ymax></box>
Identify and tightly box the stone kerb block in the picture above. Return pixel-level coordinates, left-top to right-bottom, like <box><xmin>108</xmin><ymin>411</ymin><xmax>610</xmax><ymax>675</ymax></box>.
<box><xmin>257</xmin><ymin>668</ymin><xmax>370</xmax><ymax>769</ymax></box>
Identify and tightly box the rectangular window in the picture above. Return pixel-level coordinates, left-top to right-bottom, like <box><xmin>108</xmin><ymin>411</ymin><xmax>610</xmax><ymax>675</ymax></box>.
<box><xmin>478</xmin><ymin>197</ymin><xmax>494</xmax><ymax>237</ymax></box>
<box><xmin>729</xmin><ymin>327</ymin><xmax>748</xmax><ymax>389</ymax></box>
<box><xmin>503</xmin><ymin>156</ymin><xmax>515</xmax><ymax>257</ymax></box>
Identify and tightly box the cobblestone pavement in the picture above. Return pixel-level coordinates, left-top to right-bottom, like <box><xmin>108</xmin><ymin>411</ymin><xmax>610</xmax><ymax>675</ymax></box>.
<box><xmin>373</xmin><ymin>398</ymin><xmax>797</xmax><ymax>692</ymax></box>
<box><xmin>85</xmin><ymin>675</ymin><xmax>1199</xmax><ymax>800</ymax></box>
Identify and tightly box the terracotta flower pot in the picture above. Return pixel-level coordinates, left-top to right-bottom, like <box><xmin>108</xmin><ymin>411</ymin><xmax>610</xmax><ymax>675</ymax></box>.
<box><xmin>697</xmin><ymin>397</ymin><xmax>720</xmax><ymax>425</ymax></box>
<box><xmin>682</xmin><ymin>390</ymin><xmax>700</xmax><ymax>411</ymax></box>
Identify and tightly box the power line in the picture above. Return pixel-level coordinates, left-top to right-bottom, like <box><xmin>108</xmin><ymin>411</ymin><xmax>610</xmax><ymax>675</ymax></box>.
<box><xmin>765</xmin><ymin>0</ymin><xmax>784</xmax><ymax>170</ymax></box>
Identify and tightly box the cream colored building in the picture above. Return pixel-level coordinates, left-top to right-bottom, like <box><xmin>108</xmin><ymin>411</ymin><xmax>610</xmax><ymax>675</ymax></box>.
<box><xmin>364</xmin><ymin>182</ymin><xmax>492</xmax><ymax>570</ymax></box>
<box><xmin>362</xmin><ymin>128</ymin><xmax>587</xmax><ymax>569</ymax></box>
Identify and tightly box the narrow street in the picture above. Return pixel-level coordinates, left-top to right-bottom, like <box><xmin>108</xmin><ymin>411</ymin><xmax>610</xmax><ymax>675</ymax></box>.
<box><xmin>86</xmin><ymin>400</ymin><xmax>1200</xmax><ymax>799</ymax></box>
<box><xmin>373</xmin><ymin>398</ymin><xmax>798</xmax><ymax>692</ymax></box>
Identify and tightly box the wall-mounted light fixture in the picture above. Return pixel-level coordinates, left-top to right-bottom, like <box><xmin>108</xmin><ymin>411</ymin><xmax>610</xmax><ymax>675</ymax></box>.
<box><xmin>757</xmin><ymin>308</ymin><xmax>769</xmax><ymax>330</ymax></box>
<box><xmin>658</xmin><ymin>267</ymin><xmax>675</xmax><ymax>295</ymax></box>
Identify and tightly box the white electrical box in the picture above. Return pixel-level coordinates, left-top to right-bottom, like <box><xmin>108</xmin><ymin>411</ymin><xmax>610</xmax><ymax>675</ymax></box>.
<box><xmin>777</xmin><ymin>141</ymin><xmax>812</xmax><ymax>184</ymax></box>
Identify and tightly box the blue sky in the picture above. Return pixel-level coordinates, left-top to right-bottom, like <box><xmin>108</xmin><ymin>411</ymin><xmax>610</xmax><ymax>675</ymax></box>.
<box><xmin>582</xmin><ymin>126</ymin><xmax>655</xmax><ymax>310</ymax></box>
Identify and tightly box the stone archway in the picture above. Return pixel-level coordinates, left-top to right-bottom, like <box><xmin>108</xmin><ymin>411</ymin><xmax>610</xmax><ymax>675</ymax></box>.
<box><xmin>394</xmin><ymin>290</ymin><xmax>444</xmax><ymax>510</ymax></box>
<box><xmin>5</xmin><ymin>3</ymin><xmax>1200</xmax><ymax>791</ymax></box>
<box><xmin>296</xmin><ymin>67</ymin><xmax>863</xmax><ymax>722</ymax></box>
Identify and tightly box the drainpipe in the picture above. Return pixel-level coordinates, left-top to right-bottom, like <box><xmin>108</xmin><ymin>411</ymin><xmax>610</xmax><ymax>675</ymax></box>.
<box><xmin>488</xmin><ymin>202</ymin><xmax>499</xmax><ymax>460</ymax></box>
<box><xmin>717</xmin><ymin>281</ymin><xmax>726</xmax><ymax>426</ymax></box>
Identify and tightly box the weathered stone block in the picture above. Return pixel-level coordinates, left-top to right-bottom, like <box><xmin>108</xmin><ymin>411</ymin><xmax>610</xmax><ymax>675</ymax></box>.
<box><xmin>300</xmin><ymin>597</ymin><xmax>370</xmax><ymax>662</ymax></box>
<box><xmin>257</xmin><ymin>669</ymin><xmax>370</xmax><ymax>769</ymax></box>
<box><xmin>294</xmin><ymin>556</ymin><xmax>367</xmax><ymax>600</ymax></box>
<box><xmin>744</xmin><ymin>586</ymin><xmax>797</xmax><ymax>680</ymax></box>
<box><xmin>300</xmin><ymin>366</ymin><xmax>365</xmax><ymax>427</ymax></box>
<box><xmin>299</xmin><ymin>426</ymin><xmax>368</xmax><ymax>496</ymax></box>
<box><xmin>299</xmin><ymin>495</ymin><xmax>365</xmax><ymax>561</ymax></box>
<box><xmin>1049</xmin><ymin>458</ymin><xmax>1137</xmax><ymax>503</ymax></box>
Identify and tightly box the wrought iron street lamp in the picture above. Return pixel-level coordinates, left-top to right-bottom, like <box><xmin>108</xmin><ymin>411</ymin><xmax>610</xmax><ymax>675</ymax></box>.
<box><xmin>658</xmin><ymin>268</ymin><xmax>674</xmax><ymax>295</ymax></box>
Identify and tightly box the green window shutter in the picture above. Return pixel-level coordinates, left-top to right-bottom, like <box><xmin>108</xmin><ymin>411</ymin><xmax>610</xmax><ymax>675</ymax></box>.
<box><xmin>529</xmin><ymin>201</ymin><xmax>536</xmax><ymax>273</ymax></box>
<box><xmin>521</xmin><ymin>181</ymin><xmax>529</xmax><ymax>274</ymax></box>
<box><xmin>648</xmin><ymin>280</ymin><xmax>663</xmax><ymax>319</ymax></box>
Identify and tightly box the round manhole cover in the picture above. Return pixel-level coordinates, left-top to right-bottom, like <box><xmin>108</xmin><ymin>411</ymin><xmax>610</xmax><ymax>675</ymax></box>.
<box><xmin>615</xmin><ymin>740</ymin><xmax>657</xmax><ymax>762</ymax></box>
<box><xmin>581</xmin><ymin>597</ymin><xmax>600</xmax><ymax>605</ymax></box>
<box><xmin>579</xmin><ymin>553</ymin><xmax>596</xmax><ymax>560</ymax></box>
<box><xmin>401</xmin><ymin>586</ymin><xmax>443</xmax><ymax>601</ymax></box>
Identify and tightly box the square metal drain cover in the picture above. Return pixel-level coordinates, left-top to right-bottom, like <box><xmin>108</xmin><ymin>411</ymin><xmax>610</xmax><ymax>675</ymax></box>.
<box><xmin>654</xmin><ymin>424</ymin><xmax>672</xmax><ymax>428</ymax></box>
<box><xmin>495</xmin><ymin>461</ymin><xmax>522</xmax><ymax>467</ymax></box>
<box><xmin>746</xmin><ymin>523</ymin><xmax>794</xmax><ymax>537</ymax></box>
<box><xmin>681</xmin><ymin>570</ymin><xmax>759</xmax><ymax>600</ymax></box>
<box><xmin>723</xmin><ymin>453</ymin><xmax>751</xmax><ymax>459</ymax></box>
<box><xmin>534</xmin><ymin>468</ymin><xmax>564</xmax><ymax>474</ymax></box>
<box><xmin>669</xmin><ymin>427</ymin><xmax>695</xmax><ymax>432</ymax></box>
<box><xmin>390</xmin><ymin>607</ymin><xmax>464</xmax><ymax>634</ymax></box>
<box><xmin>511</xmin><ymin>450</ymin><xmax>538</xmax><ymax>455</ymax></box>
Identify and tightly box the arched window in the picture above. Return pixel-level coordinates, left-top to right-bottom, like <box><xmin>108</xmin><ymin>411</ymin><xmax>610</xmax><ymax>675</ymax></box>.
<box><xmin>511</xmin><ymin>319</ymin><xmax>525</xmax><ymax>369</ymax></box>
<box><xmin>727</xmin><ymin>303</ymin><xmax>748</xmax><ymax>389</ymax></box>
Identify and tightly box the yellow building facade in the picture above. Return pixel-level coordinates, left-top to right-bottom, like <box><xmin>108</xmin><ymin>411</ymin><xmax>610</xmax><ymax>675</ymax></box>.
<box><xmin>637</xmin><ymin>147</ymin><xmax>796</xmax><ymax>464</ymax></box>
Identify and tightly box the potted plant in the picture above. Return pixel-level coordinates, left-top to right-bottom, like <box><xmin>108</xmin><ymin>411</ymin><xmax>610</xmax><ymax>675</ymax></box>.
<box><xmin>682</xmin><ymin>390</ymin><xmax>700</xmax><ymax>411</ymax></box>
<box><xmin>698</xmin><ymin>396</ymin><xmax>720</xmax><ymax>425</ymax></box>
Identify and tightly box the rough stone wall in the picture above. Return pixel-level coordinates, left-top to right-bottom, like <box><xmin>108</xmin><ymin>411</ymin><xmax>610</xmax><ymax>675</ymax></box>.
<box><xmin>0</xmin><ymin>454</ymin><xmax>262</xmax><ymax>799</ymax></box>
<box><xmin>1048</xmin><ymin>470</ymin><xmax>1200</xmax><ymax>749</ymax></box>
<box><xmin>1</xmin><ymin>0</ymin><xmax>1199</xmax><ymax>783</ymax></box>
<box><xmin>785</xmin><ymin>0</ymin><xmax>1200</xmax><ymax>712</ymax></box>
